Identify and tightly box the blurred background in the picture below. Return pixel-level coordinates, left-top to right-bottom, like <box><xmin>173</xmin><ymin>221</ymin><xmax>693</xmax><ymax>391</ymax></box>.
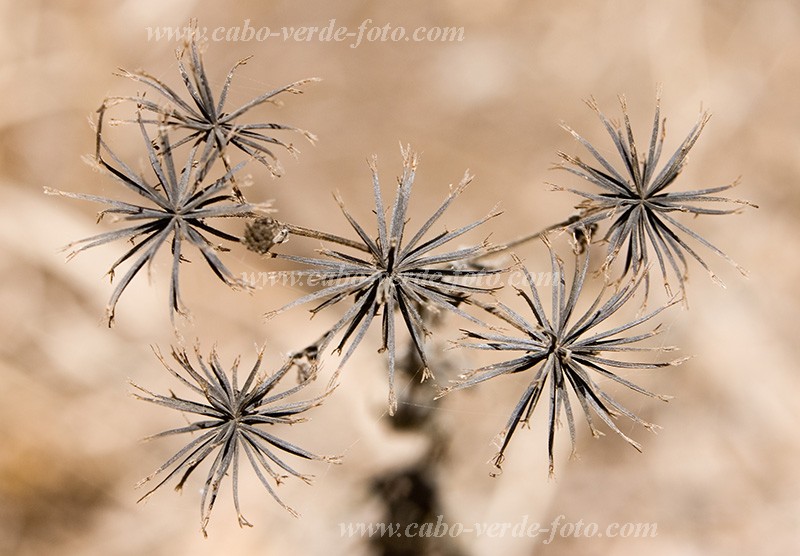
<box><xmin>1</xmin><ymin>0</ymin><xmax>798</xmax><ymax>554</ymax></box>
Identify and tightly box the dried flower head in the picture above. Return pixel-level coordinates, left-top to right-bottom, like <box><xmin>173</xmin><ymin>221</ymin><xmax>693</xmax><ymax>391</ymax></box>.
<box><xmin>107</xmin><ymin>29</ymin><xmax>318</xmax><ymax>183</ymax></box>
<box><xmin>46</xmin><ymin>118</ymin><xmax>269</xmax><ymax>325</ymax></box>
<box><xmin>440</xmin><ymin>240</ymin><xmax>683</xmax><ymax>475</ymax></box>
<box><xmin>555</xmin><ymin>92</ymin><xmax>755</xmax><ymax>299</ymax></box>
<box><xmin>268</xmin><ymin>146</ymin><xmax>502</xmax><ymax>414</ymax></box>
<box><xmin>132</xmin><ymin>345</ymin><xmax>340</xmax><ymax>536</ymax></box>
<box><xmin>243</xmin><ymin>217</ymin><xmax>289</xmax><ymax>254</ymax></box>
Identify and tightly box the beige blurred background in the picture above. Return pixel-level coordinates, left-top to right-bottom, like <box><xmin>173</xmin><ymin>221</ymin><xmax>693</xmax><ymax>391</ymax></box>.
<box><xmin>1</xmin><ymin>1</ymin><xmax>799</xmax><ymax>554</ymax></box>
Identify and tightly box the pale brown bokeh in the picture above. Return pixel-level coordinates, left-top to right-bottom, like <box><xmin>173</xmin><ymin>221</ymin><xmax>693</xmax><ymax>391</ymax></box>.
<box><xmin>1</xmin><ymin>1</ymin><xmax>798</xmax><ymax>555</ymax></box>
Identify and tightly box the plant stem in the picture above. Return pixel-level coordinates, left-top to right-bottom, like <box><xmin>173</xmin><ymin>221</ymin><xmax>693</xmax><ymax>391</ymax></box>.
<box><xmin>284</xmin><ymin>223</ymin><xmax>371</xmax><ymax>253</ymax></box>
<box><xmin>468</xmin><ymin>217</ymin><xmax>574</xmax><ymax>264</ymax></box>
<box><xmin>467</xmin><ymin>206</ymin><xmax>605</xmax><ymax>265</ymax></box>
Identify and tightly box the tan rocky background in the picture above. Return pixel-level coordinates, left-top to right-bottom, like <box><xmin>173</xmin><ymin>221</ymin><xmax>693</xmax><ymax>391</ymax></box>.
<box><xmin>1</xmin><ymin>1</ymin><xmax>798</xmax><ymax>555</ymax></box>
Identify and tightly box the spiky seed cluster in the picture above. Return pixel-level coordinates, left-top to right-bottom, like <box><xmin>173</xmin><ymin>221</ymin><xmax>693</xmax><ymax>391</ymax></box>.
<box><xmin>267</xmin><ymin>146</ymin><xmax>502</xmax><ymax>414</ymax></box>
<box><xmin>440</xmin><ymin>242</ymin><xmax>683</xmax><ymax>475</ymax></box>
<box><xmin>49</xmin><ymin>33</ymin><xmax>319</xmax><ymax>324</ymax></box>
<box><xmin>132</xmin><ymin>345</ymin><xmax>340</xmax><ymax>536</ymax></box>
<box><xmin>107</xmin><ymin>31</ymin><xmax>318</xmax><ymax>184</ymax></box>
<box><xmin>46</xmin><ymin>120</ymin><xmax>270</xmax><ymax>325</ymax></box>
<box><xmin>556</xmin><ymin>93</ymin><xmax>755</xmax><ymax>299</ymax></box>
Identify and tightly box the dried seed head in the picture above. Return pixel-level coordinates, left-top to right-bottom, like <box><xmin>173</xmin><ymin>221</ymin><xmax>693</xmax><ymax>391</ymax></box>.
<box><xmin>267</xmin><ymin>146</ymin><xmax>502</xmax><ymax>415</ymax></box>
<box><xmin>51</xmin><ymin>118</ymin><xmax>266</xmax><ymax>325</ymax></box>
<box><xmin>441</xmin><ymin>245</ymin><xmax>680</xmax><ymax>474</ymax></box>
<box><xmin>557</xmin><ymin>93</ymin><xmax>754</xmax><ymax>299</ymax></box>
<box><xmin>132</xmin><ymin>345</ymin><xmax>340</xmax><ymax>535</ymax></box>
<box><xmin>243</xmin><ymin>217</ymin><xmax>289</xmax><ymax>254</ymax></box>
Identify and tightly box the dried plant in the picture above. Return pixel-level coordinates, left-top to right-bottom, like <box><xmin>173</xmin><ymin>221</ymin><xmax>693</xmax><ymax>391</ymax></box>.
<box><xmin>263</xmin><ymin>146</ymin><xmax>502</xmax><ymax>414</ymax></box>
<box><xmin>242</xmin><ymin>216</ymin><xmax>289</xmax><ymax>255</ymax></box>
<box><xmin>131</xmin><ymin>345</ymin><xmax>340</xmax><ymax>536</ymax></box>
<box><xmin>46</xmin><ymin>119</ymin><xmax>269</xmax><ymax>325</ymax></box>
<box><xmin>106</xmin><ymin>31</ymin><xmax>318</xmax><ymax>186</ymax></box>
<box><xmin>48</xmin><ymin>29</ymin><xmax>756</xmax><ymax>534</ymax></box>
<box><xmin>439</xmin><ymin>240</ymin><xmax>684</xmax><ymax>475</ymax></box>
<box><xmin>551</xmin><ymin>93</ymin><xmax>755</xmax><ymax>299</ymax></box>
